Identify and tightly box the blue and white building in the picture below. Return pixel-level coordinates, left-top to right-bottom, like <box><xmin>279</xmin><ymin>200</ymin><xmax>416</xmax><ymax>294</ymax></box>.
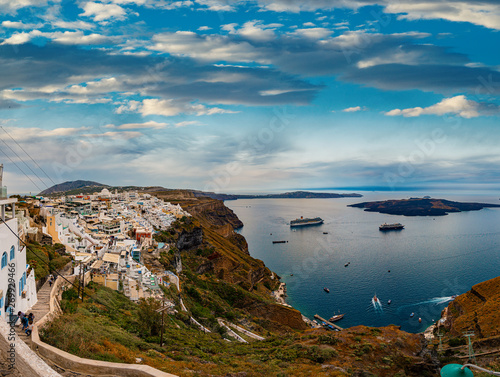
<box><xmin>0</xmin><ymin>164</ymin><xmax>37</xmax><ymax>321</ymax></box>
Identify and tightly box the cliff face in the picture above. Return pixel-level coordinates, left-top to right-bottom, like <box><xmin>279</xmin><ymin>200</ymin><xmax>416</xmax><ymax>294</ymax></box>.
<box><xmin>443</xmin><ymin>276</ymin><xmax>500</xmax><ymax>338</ymax></box>
<box><xmin>181</xmin><ymin>197</ymin><xmax>244</xmax><ymax>229</ymax></box>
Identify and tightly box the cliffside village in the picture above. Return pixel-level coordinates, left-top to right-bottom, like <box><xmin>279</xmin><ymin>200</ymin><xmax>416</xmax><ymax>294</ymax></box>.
<box><xmin>40</xmin><ymin>188</ymin><xmax>191</xmax><ymax>301</ymax></box>
<box><xmin>1</xmin><ymin>163</ymin><xmax>192</xmax><ymax>322</ymax></box>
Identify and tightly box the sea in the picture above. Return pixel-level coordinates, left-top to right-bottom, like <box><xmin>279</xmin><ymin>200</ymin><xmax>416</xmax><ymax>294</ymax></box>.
<box><xmin>225</xmin><ymin>190</ymin><xmax>500</xmax><ymax>333</ymax></box>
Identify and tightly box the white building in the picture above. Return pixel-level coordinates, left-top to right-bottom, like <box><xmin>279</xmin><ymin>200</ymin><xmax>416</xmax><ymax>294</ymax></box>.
<box><xmin>0</xmin><ymin>165</ymin><xmax>37</xmax><ymax>321</ymax></box>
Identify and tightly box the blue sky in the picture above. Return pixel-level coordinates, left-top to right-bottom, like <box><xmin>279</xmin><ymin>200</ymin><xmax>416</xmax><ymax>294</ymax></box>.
<box><xmin>1</xmin><ymin>0</ymin><xmax>500</xmax><ymax>194</ymax></box>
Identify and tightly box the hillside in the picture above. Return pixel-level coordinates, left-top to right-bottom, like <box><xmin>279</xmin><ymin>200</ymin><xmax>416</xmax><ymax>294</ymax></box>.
<box><xmin>39</xmin><ymin>180</ymin><xmax>108</xmax><ymax>195</ymax></box>
<box><xmin>441</xmin><ymin>276</ymin><xmax>500</xmax><ymax>339</ymax></box>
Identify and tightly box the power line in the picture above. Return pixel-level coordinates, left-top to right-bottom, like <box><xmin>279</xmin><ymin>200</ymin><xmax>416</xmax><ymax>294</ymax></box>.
<box><xmin>0</xmin><ymin>126</ymin><xmax>58</xmax><ymax>186</ymax></box>
<box><xmin>0</xmin><ymin>145</ymin><xmax>43</xmax><ymax>192</ymax></box>
<box><xmin>0</xmin><ymin>135</ymin><xmax>49</xmax><ymax>190</ymax></box>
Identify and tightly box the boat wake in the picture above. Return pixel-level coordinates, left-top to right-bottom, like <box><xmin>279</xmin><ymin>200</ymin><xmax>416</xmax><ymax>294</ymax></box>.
<box><xmin>396</xmin><ymin>296</ymin><xmax>455</xmax><ymax>312</ymax></box>
<box><xmin>371</xmin><ymin>297</ymin><xmax>384</xmax><ymax>312</ymax></box>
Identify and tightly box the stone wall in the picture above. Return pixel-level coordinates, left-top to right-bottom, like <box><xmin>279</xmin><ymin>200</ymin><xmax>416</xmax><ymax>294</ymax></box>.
<box><xmin>0</xmin><ymin>318</ymin><xmax>61</xmax><ymax>376</ymax></box>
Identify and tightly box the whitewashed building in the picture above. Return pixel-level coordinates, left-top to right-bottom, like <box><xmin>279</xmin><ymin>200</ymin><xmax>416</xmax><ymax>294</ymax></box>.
<box><xmin>0</xmin><ymin>165</ymin><xmax>37</xmax><ymax>321</ymax></box>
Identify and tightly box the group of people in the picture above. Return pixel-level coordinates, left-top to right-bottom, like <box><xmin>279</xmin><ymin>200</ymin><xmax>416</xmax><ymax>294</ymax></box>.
<box><xmin>17</xmin><ymin>311</ymin><xmax>34</xmax><ymax>336</ymax></box>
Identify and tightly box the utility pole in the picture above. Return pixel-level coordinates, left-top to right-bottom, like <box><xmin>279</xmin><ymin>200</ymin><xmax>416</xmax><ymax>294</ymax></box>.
<box><xmin>437</xmin><ymin>333</ymin><xmax>444</xmax><ymax>352</ymax></box>
<box><xmin>160</xmin><ymin>297</ymin><xmax>165</xmax><ymax>347</ymax></box>
<box><xmin>156</xmin><ymin>298</ymin><xmax>172</xmax><ymax>347</ymax></box>
<box><xmin>463</xmin><ymin>331</ymin><xmax>476</xmax><ymax>363</ymax></box>
<box><xmin>79</xmin><ymin>261</ymin><xmax>85</xmax><ymax>302</ymax></box>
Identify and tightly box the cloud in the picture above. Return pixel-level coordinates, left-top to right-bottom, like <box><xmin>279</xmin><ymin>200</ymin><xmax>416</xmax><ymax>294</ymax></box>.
<box><xmin>0</xmin><ymin>0</ymin><xmax>53</xmax><ymax>14</ymax></box>
<box><xmin>226</xmin><ymin>20</ymin><xmax>282</xmax><ymax>42</ymax></box>
<box><xmin>2</xmin><ymin>20</ymin><xmax>41</xmax><ymax>29</ymax></box>
<box><xmin>383</xmin><ymin>1</ymin><xmax>500</xmax><ymax>31</ymax></box>
<box><xmin>105</xmin><ymin>121</ymin><xmax>168</xmax><ymax>129</ymax></box>
<box><xmin>342</xmin><ymin>106</ymin><xmax>365</xmax><ymax>112</ymax></box>
<box><xmin>119</xmin><ymin>98</ymin><xmax>239</xmax><ymax>117</ymax></box>
<box><xmin>175</xmin><ymin>120</ymin><xmax>201</xmax><ymax>127</ymax></box>
<box><xmin>1</xmin><ymin>30</ymin><xmax>116</xmax><ymax>45</ymax></box>
<box><xmin>150</xmin><ymin>31</ymin><xmax>269</xmax><ymax>62</ymax></box>
<box><xmin>385</xmin><ymin>95</ymin><xmax>500</xmax><ymax>118</ymax></box>
<box><xmin>185</xmin><ymin>0</ymin><xmax>500</xmax><ymax>30</ymax></box>
<box><xmin>51</xmin><ymin>20</ymin><xmax>95</xmax><ymax>30</ymax></box>
<box><xmin>198</xmin><ymin>26</ymin><xmax>212</xmax><ymax>31</ymax></box>
<box><xmin>80</xmin><ymin>2</ymin><xmax>128</xmax><ymax>22</ymax></box>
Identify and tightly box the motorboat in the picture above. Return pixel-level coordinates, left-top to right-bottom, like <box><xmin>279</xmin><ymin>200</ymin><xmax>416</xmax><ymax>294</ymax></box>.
<box><xmin>324</xmin><ymin>287</ymin><xmax>330</xmax><ymax>293</ymax></box>
<box><xmin>373</xmin><ymin>294</ymin><xmax>379</xmax><ymax>303</ymax></box>
<box><xmin>410</xmin><ymin>312</ymin><xmax>415</xmax><ymax>318</ymax></box>
<box><xmin>387</xmin><ymin>299</ymin><xmax>392</xmax><ymax>305</ymax></box>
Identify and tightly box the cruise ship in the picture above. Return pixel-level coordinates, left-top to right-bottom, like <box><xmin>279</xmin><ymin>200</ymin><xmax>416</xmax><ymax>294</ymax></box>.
<box><xmin>379</xmin><ymin>223</ymin><xmax>404</xmax><ymax>231</ymax></box>
<box><xmin>290</xmin><ymin>216</ymin><xmax>324</xmax><ymax>227</ymax></box>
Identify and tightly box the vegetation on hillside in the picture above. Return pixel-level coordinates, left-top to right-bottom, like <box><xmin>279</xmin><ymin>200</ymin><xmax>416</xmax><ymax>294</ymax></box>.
<box><xmin>41</xmin><ymin>282</ymin><xmax>431</xmax><ymax>376</ymax></box>
<box><xmin>26</xmin><ymin>242</ymin><xmax>71</xmax><ymax>280</ymax></box>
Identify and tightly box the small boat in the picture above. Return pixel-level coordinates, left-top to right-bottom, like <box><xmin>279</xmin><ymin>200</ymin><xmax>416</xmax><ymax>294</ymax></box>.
<box><xmin>373</xmin><ymin>294</ymin><xmax>379</xmax><ymax>303</ymax></box>
<box><xmin>324</xmin><ymin>287</ymin><xmax>330</xmax><ymax>293</ymax></box>
<box><xmin>451</xmin><ymin>295</ymin><xmax>457</xmax><ymax>300</ymax></box>
<box><xmin>410</xmin><ymin>312</ymin><xmax>415</xmax><ymax>318</ymax></box>
<box><xmin>329</xmin><ymin>313</ymin><xmax>345</xmax><ymax>322</ymax></box>
<box><xmin>344</xmin><ymin>263</ymin><xmax>349</xmax><ymax>267</ymax></box>
<box><xmin>323</xmin><ymin>232</ymin><xmax>329</xmax><ymax>234</ymax></box>
<box><xmin>272</xmin><ymin>240</ymin><xmax>287</xmax><ymax>244</ymax></box>
<box><xmin>387</xmin><ymin>299</ymin><xmax>392</xmax><ymax>305</ymax></box>
<box><xmin>290</xmin><ymin>273</ymin><xmax>293</xmax><ymax>276</ymax></box>
<box><xmin>418</xmin><ymin>318</ymin><xmax>422</xmax><ymax>323</ymax></box>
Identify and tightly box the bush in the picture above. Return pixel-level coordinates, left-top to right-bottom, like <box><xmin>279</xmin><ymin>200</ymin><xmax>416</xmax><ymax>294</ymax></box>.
<box><xmin>448</xmin><ymin>337</ymin><xmax>467</xmax><ymax>347</ymax></box>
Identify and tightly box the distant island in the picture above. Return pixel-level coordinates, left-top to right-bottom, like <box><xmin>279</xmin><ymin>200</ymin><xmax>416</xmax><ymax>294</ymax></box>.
<box><xmin>192</xmin><ymin>190</ymin><xmax>363</xmax><ymax>201</ymax></box>
<box><xmin>38</xmin><ymin>181</ymin><xmax>362</xmax><ymax>200</ymax></box>
<box><xmin>349</xmin><ymin>198</ymin><xmax>500</xmax><ymax>216</ymax></box>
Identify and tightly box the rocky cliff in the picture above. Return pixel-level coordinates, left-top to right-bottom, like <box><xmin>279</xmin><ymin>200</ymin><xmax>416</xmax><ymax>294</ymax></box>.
<box><xmin>442</xmin><ymin>276</ymin><xmax>500</xmax><ymax>338</ymax></box>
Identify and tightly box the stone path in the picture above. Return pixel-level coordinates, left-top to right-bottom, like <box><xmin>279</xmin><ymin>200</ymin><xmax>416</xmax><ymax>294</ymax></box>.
<box><xmin>15</xmin><ymin>273</ymin><xmax>119</xmax><ymax>376</ymax></box>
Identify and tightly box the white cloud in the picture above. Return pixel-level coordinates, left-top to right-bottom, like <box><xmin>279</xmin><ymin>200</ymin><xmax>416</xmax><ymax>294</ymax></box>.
<box><xmin>289</xmin><ymin>27</ymin><xmax>332</xmax><ymax>39</ymax></box>
<box><xmin>2</xmin><ymin>20</ymin><xmax>41</xmax><ymax>29</ymax></box>
<box><xmin>52</xmin><ymin>20</ymin><xmax>95</xmax><ymax>30</ymax></box>
<box><xmin>342</xmin><ymin>106</ymin><xmax>365</xmax><ymax>112</ymax></box>
<box><xmin>84</xmin><ymin>131</ymin><xmax>143</xmax><ymax>140</ymax></box>
<box><xmin>105</xmin><ymin>121</ymin><xmax>168</xmax><ymax>130</ymax></box>
<box><xmin>80</xmin><ymin>2</ymin><xmax>128</xmax><ymax>22</ymax></box>
<box><xmin>1</xmin><ymin>31</ymin><xmax>34</xmax><ymax>45</ymax></box>
<box><xmin>195</xmin><ymin>0</ymin><xmax>237</xmax><ymax>12</ymax></box>
<box><xmin>384</xmin><ymin>1</ymin><xmax>500</xmax><ymax>31</ymax></box>
<box><xmin>117</xmin><ymin>98</ymin><xmax>238</xmax><ymax>117</ymax></box>
<box><xmin>234</xmin><ymin>20</ymin><xmax>281</xmax><ymax>42</ymax></box>
<box><xmin>150</xmin><ymin>31</ymin><xmax>268</xmax><ymax>63</ymax></box>
<box><xmin>0</xmin><ymin>0</ymin><xmax>53</xmax><ymax>14</ymax></box>
<box><xmin>1</xmin><ymin>30</ymin><xmax>114</xmax><ymax>45</ymax></box>
<box><xmin>198</xmin><ymin>26</ymin><xmax>212</xmax><ymax>31</ymax></box>
<box><xmin>385</xmin><ymin>95</ymin><xmax>500</xmax><ymax>118</ymax></box>
<box><xmin>175</xmin><ymin>120</ymin><xmax>201</xmax><ymax>127</ymax></box>
<box><xmin>303</xmin><ymin>22</ymin><xmax>316</xmax><ymax>27</ymax></box>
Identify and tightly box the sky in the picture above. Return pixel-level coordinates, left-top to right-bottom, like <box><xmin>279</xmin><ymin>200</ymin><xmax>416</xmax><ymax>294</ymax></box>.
<box><xmin>0</xmin><ymin>0</ymin><xmax>500</xmax><ymax>194</ymax></box>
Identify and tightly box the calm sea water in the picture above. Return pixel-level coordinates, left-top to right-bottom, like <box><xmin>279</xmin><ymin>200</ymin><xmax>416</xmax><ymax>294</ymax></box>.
<box><xmin>226</xmin><ymin>191</ymin><xmax>500</xmax><ymax>333</ymax></box>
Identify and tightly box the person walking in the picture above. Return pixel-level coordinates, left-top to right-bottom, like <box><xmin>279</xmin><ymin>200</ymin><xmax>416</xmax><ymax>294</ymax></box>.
<box><xmin>25</xmin><ymin>322</ymin><xmax>33</xmax><ymax>336</ymax></box>
<box><xmin>17</xmin><ymin>311</ymin><xmax>24</xmax><ymax>326</ymax></box>
<box><xmin>21</xmin><ymin>315</ymin><xmax>28</xmax><ymax>331</ymax></box>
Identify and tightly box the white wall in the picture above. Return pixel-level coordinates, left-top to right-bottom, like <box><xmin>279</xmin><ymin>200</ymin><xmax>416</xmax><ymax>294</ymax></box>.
<box><xmin>0</xmin><ymin>218</ymin><xmax>37</xmax><ymax>320</ymax></box>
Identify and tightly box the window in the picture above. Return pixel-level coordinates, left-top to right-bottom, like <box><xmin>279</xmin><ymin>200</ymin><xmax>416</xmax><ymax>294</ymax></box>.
<box><xmin>1</xmin><ymin>253</ymin><xmax>7</xmax><ymax>269</ymax></box>
<box><xmin>9</xmin><ymin>246</ymin><xmax>15</xmax><ymax>261</ymax></box>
